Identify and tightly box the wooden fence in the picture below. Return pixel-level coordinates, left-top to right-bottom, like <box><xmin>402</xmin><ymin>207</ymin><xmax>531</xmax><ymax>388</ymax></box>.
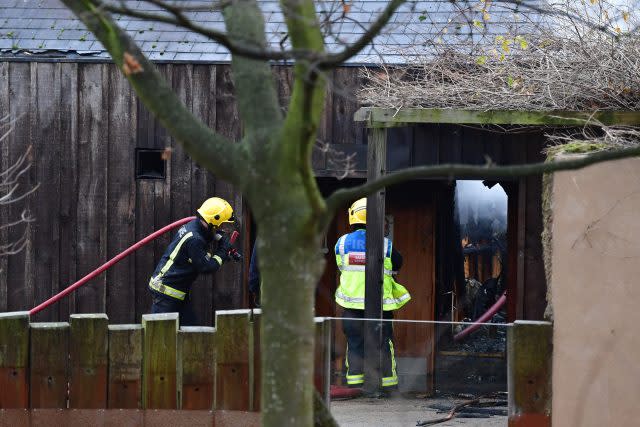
<box><xmin>0</xmin><ymin>309</ymin><xmax>331</xmax><ymax>425</ymax></box>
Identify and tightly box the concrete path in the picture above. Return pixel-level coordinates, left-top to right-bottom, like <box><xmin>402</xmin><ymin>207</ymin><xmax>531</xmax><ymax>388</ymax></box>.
<box><xmin>330</xmin><ymin>396</ymin><xmax>506</xmax><ymax>427</ymax></box>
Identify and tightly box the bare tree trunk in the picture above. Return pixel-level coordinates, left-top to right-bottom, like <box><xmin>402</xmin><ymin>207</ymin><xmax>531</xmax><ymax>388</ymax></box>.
<box><xmin>250</xmin><ymin>180</ymin><xmax>327</xmax><ymax>426</ymax></box>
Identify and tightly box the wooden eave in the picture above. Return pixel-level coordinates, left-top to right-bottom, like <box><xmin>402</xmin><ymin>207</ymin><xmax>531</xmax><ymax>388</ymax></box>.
<box><xmin>355</xmin><ymin>107</ymin><xmax>640</xmax><ymax>128</ymax></box>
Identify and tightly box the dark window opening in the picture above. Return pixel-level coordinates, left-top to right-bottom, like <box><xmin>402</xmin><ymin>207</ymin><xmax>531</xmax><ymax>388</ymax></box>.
<box><xmin>136</xmin><ymin>148</ymin><xmax>166</xmax><ymax>179</ymax></box>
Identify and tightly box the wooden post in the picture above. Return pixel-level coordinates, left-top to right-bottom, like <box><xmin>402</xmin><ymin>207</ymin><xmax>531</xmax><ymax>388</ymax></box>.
<box><xmin>314</xmin><ymin>317</ymin><xmax>331</xmax><ymax>405</ymax></box>
<box><xmin>178</xmin><ymin>326</ymin><xmax>215</xmax><ymax>410</ymax></box>
<box><xmin>30</xmin><ymin>322</ymin><xmax>69</xmax><ymax>408</ymax></box>
<box><xmin>215</xmin><ymin>309</ymin><xmax>251</xmax><ymax>411</ymax></box>
<box><xmin>108</xmin><ymin>324</ymin><xmax>143</xmax><ymax>408</ymax></box>
<box><xmin>364</xmin><ymin>126</ymin><xmax>387</xmax><ymax>394</ymax></box>
<box><xmin>142</xmin><ymin>313</ymin><xmax>179</xmax><ymax>409</ymax></box>
<box><xmin>69</xmin><ymin>313</ymin><xmax>108</xmax><ymax>408</ymax></box>
<box><xmin>250</xmin><ymin>309</ymin><xmax>261</xmax><ymax>412</ymax></box>
<box><xmin>508</xmin><ymin>320</ymin><xmax>552</xmax><ymax>427</ymax></box>
<box><xmin>0</xmin><ymin>312</ymin><xmax>30</xmax><ymax>408</ymax></box>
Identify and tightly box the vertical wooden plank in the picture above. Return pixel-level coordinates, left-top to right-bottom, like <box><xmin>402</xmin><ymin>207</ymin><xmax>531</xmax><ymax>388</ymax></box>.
<box><xmin>190</xmin><ymin>64</ymin><xmax>216</xmax><ymax>326</ymax></box>
<box><xmin>214</xmin><ymin>65</ymin><xmax>243</xmax><ymax>312</ymax></box>
<box><xmin>106</xmin><ymin>65</ymin><xmax>136</xmax><ymax>324</ymax></box>
<box><xmin>0</xmin><ymin>312</ymin><xmax>30</xmax><ymax>408</ymax></box>
<box><xmin>214</xmin><ymin>309</ymin><xmax>251</xmax><ymax>411</ymax></box>
<box><xmin>178</xmin><ymin>326</ymin><xmax>215</xmax><ymax>410</ymax></box>
<box><xmin>364</xmin><ymin>127</ymin><xmax>386</xmax><ymax>394</ymax></box>
<box><xmin>152</xmin><ymin>64</ymin><xmax>172</xmax><ymax>279</ymax></box>
<box><xmin>32</xmin><ymin>62</ymin><xmax>61</xmax><ymax>322</ymax></box>
<box><xmin>331</xmin><ymin>67</ymin><xmax>362</xmax><ymax>145</ymax></box>
<box><xmin>107</xmin><ymin>324</ymin><xmax>143</xmax><ymax>408</ymax></box>
<box><xmin>57</xmin><ymin>62</ymin><xmax>79</xmax><ymax>321</ymax></box>
<box><xmin>438</xmin><ymin>124</ymin><xmax>463</xmax><ymax>164</ymax></box>
<box><xmin>133</xmin><ymin>64</ymin><xmax>167</xmax><ymax>322</ymax></box>
<box><xmin>250</xmin><ymin>309</ymin><xmax>261</xmax><ymax>411</ymax></box>
<box><xmin>7</xmin><ymin>62</ymin><xmax>31</xmax><ymax>312</ymax></box>
<box><xmin>413</xmin><ymin>124</ymin><xmax>439</xmax><ymax>166</ymax></box>
<box><xmin>0</xmin><ymin>62</ymin><xmax>9</xmax><ymax>312</ymax></box>
<box><xmin>29</xmin><ymin>322</ymin><xmax>69</xmax><ymax>408</ymax></box>
<box><xmin>504</xmin><ymin>181</ymin><xmax>519</xmax><ymax>323</ymax></box>
<box><xmin>170</xmin><ymin>64</ymin><xmax>193</xmax><ymax>221</ymax></box>
<box><xmin>460</xmin><ymin>126</ymin><xmax>486</xmax><ymax>165</ymax></box>
<box><xmin>524</xmin><ymin>134</ymin><xmax>547</xmax><ymax>320</ymax></box>
<box><xmin>135</xmin><ymin>180</ymin><xmax>156</xmax><ymax>322</ymax></box>
<box><xmin>142</xmin><ymin>312</ymin><xmax>179</xmax><ymax>409</ymax></box>
<box><xmin>76</xmin><ymin>63</ymin><xmax>108</xmax><ymax>313</ymax></box>
<box><xmin>507</xmin><ymin>321</ymin><xmax>552</xmax><ymax>427</ymax></box>
<box><xmin>69</xmin><ymin>313</ymin><xmax>108</xmax><ymax>408</ymax></box>
<box><xmin>516</xmin><ymin>178</ymin><xmax>526</xmax><ymax>320</ymax></box>
<box><xmin>314</xmin><ymin>317</ymin><xmax>331</xmax><ymax>405</ymax></box>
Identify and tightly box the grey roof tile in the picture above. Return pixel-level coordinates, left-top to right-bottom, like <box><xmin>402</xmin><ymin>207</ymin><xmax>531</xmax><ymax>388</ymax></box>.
<box><xmin>174</xmin><ymin>52</ymin><xmax>195</xmax><ymax>61</ymax></box>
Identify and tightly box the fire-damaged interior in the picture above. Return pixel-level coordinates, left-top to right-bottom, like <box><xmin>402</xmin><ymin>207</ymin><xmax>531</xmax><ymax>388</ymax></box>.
<box><xmin>303</xmin><ymin>124</ymin><xmax>547</xmax><ymax>396</ymax></box>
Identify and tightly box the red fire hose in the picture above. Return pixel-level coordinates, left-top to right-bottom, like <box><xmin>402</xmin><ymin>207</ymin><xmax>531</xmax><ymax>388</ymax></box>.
<box><xmin>30</xmin><ymin>216</ymin><xmax>199</xmax><ymax>316</ymax></box>
<box><xmin>453</xmin><ymin>292</ymin><xmax>507</xmax><ymax>341</ymax></box>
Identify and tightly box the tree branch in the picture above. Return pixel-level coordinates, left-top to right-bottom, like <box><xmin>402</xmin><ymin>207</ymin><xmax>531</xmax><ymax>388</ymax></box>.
<box><xmin>100</xmin><ymin>0</ymin><xmax>310</xmax><ymax>62</ymax></box>
<box><xmin>64</xmin><ymin>0</ymin><xmax>248</xmax><ymax>186</ymax></box>
<box><xmin>222</xmin><ymin>0</ymin><xmax>283</xmax><ymax>144</ymax></box>
<box><xmin>324</xmin><ymin>145</ymin><xmax>640</xmax><ymax>224</ymax></box>
<box><xmin>279</xmin><ymin>0</ymin><xmax>327</xmax><ymax>217</ymax></box>
<box><xmin>317</xmin><ymin>0</ymin><xmax>406</xmax><ymax>69</ymax></box>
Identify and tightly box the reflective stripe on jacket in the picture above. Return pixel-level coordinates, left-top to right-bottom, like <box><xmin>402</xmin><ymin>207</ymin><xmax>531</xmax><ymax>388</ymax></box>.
<box><xmin>334</xmin><ymin>229</ymin><xmax>410</xmax><ymax>311</ymax></box>
<box><xmin>149</xmin><ymin>219</ymin><xmax>223</xmax><ymax>299</ymax></box>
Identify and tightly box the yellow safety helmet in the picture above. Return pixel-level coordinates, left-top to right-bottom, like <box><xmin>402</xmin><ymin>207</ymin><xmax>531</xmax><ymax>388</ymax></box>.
<box><xmin>197</xmin><ymin>197</ymin><xmax>235</xmax><ymax>228</ymax></box>
<box><xmin>348</xmin><ymin>198</ymin><xmax>367</xmax><ymax>226</ymax></box>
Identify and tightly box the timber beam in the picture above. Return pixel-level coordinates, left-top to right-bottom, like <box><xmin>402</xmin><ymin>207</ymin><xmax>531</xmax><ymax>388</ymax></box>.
<box><xmin>355</xmin><ymin>107</ymin><xmax>640</xmax><ymax>128</ymax></box>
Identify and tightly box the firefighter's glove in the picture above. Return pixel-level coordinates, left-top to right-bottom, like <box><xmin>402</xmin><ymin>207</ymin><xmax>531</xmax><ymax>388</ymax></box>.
<box><xmin>229</xmin><ymin>248</ymin><xmax>243</xmax><ymax>262</ymax></box>
<box><xmin>214</xmin><ymin>235</ymin><xmax>232</xmax><ymax>262</ymax></box>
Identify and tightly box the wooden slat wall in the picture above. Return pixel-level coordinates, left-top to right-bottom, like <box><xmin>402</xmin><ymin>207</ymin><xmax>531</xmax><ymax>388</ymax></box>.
<box><xmin>0</xmin><ymin>60</ymin><xmax>547</xmax><ymax>323</ymax></box>
<box><xmin>0</xmin><ymin>61</ymin><xmax>365</xmax><ymax>323</ymax></box>
<box><xmin>0</xmin><ymin>62</ymin><xmax>8</xmax><ymax>313</ymax></box>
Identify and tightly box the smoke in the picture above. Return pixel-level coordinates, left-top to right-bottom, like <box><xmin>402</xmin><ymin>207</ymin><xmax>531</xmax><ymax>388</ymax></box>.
<box><xmin>455</xmin><ymin>180</ymin><xmax>507</xmax><ymax>241</ymax></box>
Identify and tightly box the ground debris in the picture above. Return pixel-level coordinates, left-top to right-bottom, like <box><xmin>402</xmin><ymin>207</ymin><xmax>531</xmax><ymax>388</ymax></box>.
<box><xmin>416</xmin><ymin>393</ymin><xmax>507</xmax><ymax>426</ymax></box>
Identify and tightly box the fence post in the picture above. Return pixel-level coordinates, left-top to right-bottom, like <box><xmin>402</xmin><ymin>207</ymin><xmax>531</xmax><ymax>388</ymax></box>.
<box><xmin>30</xmin><ymin>322</ymin><xmax>69</xmax><ymax>408</ymax></box>
<box><xmin>69</xmin><ymin>313</ymin><xmax>108</xmax><ymax>408</ymax></box>
<box><xmin>508</xmin><ymin>320</ymin><xmax>552</xmax><ymax>427</ymax></box>
<box><xmin>0</xmin><ymin>311</ymin><xmax>30</xmax><ymax>408</ymax></box>
<box><xmin>179</xmin><ymin>326</ymin><xmax>215</xmax><ymax>410</ymax></box>
<box><xmin>314</xmin><ymin>317</ymin><xmax>332</xmax><ymax>405</ymax></box>
<box><xmin>142</xmin><ymin>313</ymin><xmax>179</xmax><ymax>409</ymax></box>
<box><xmin>215</xmin><ymin>309</ymin><xmax>251</xmax><ymax>411</ymax></box>
<box><xmin>108</xmin><ymin>324</ymin><xmax>143</xmax><ymax>408</ymax></box>
<box><xmin>250</xmin><ymin>309</ymin><xmax>261</xmax><ymax>412</ymax></box>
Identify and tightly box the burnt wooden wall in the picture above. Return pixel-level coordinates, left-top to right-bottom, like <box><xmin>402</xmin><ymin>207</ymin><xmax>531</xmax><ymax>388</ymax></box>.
<box><xmin>0</xmin><ymin>60</ymin><xmax>365</xmax><ymax>324</ymax></box>
<box><xmin>383</xmin><ymin>124</ymin><xmax>548</xmax><ymax>321</ymax></box>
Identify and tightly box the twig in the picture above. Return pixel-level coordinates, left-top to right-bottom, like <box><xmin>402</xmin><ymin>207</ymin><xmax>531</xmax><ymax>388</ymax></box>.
<box><xmin>416</xmin><ymin>396</ymin><xmax>481</xmax><ymax>426</ymax></box>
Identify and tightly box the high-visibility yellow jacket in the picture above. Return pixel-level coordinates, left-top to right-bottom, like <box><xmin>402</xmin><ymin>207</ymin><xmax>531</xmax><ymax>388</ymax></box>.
<box><xmin>334</xmin><ymin>229</ymin><xmax>410</xmax><ymax>311</ymax></box>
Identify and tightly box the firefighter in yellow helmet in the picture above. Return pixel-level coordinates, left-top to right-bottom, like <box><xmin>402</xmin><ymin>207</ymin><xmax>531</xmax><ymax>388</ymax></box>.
<box><xmin>335</xmin><ymin>197</ymin><xmax>411</xmax><ymax>392</ymax></box>
<box><xmin>149</xmin><ymin>197</ymin><xmax>240</xmax><ymax>325</ymax></box>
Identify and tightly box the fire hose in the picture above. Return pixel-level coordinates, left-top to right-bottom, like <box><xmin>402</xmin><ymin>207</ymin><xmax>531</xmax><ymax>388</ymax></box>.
<box><xmin>30</xmin><ymin>217</ymin><xmax>239</xmax><ymax>316</ymax></box>
<box><xmin>453</xmin><ymin>292</ymin><xmax>507</xmax><ymax>341</ymax></box>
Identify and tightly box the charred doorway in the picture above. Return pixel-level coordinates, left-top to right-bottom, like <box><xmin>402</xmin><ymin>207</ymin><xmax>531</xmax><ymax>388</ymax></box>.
<box><xmin>434</xmin><ymin>180</ymin><xmax>509</xmax><ymax>394</ymax></box>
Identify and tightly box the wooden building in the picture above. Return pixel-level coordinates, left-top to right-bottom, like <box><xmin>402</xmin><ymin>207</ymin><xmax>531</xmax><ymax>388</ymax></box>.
<box><xmin>0</xmin><ymin>2</ymin><xmax>571</xmax><ymax>394</ymax></box>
